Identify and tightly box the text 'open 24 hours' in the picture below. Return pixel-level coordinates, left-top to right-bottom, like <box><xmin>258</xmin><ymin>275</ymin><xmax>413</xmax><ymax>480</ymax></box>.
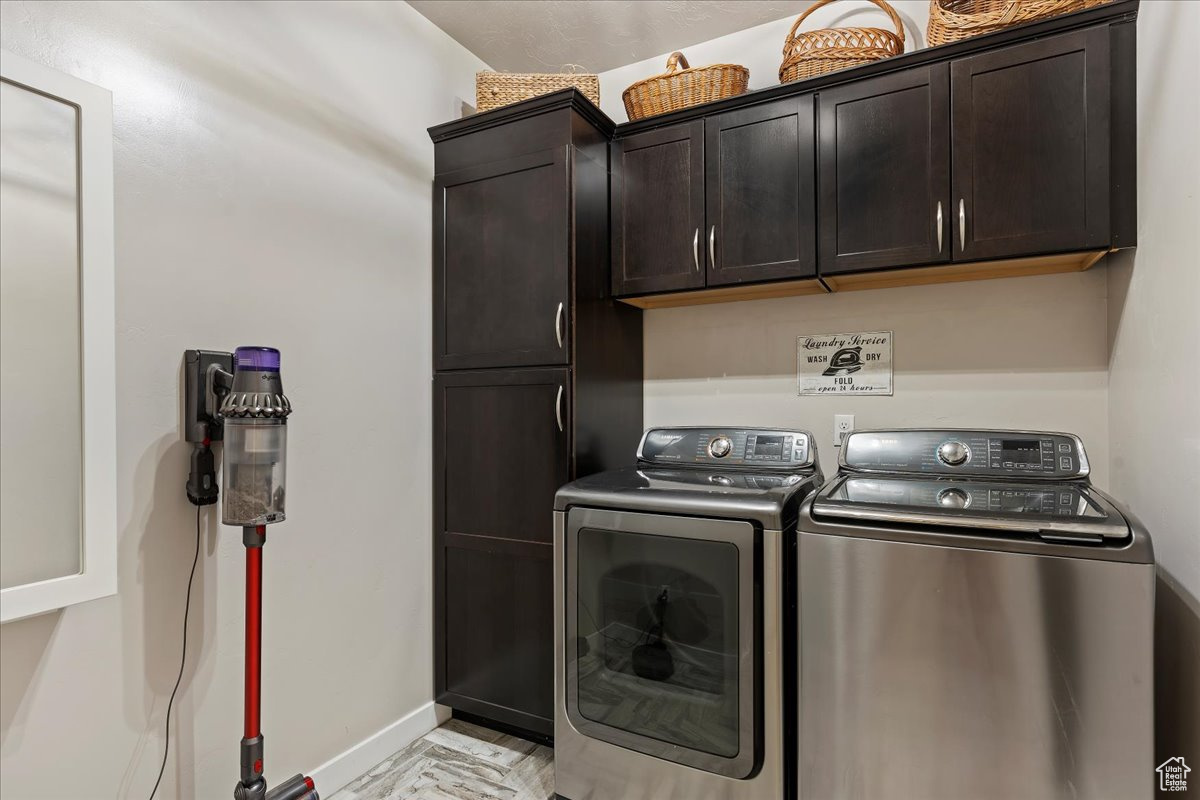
<box><xmin>797</xmin><ymin>331</ymin><xmax>893</xmax><ymax>396</ymax></box>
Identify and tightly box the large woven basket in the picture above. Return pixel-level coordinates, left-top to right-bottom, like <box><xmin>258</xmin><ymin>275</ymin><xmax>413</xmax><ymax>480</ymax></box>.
<box><xmin>476</xmin><ymin>69</ymin><xmax>600</xmax><ymax>113</ymax></box>
<box><xmin>780</xmin><ymin>0</ymin><xmax>905</xmax><ymax>83</ymax></box>
<box><xmin>622</xmin><ymin>52</ymin><xmax>749</xmax><ymax>122</ymax></box>
<box><xmin>927</xmin><ymin>0</ymin><xmax>1107</xmax><ymax>46</ymax></box>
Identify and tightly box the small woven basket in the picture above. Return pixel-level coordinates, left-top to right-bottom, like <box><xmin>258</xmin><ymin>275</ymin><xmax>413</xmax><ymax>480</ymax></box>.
<box><xmin>927</xmin><ymin>0</ymin><xmax>1107</xmax><ymax>46</ymax></box>
<box><xmin>780</xmin><ymin>0</ymin><xmax>906</xmax><ymax>83</ymax></box>
<box><xmin>475</xmin><ymin>68</ymin><xmax>600</xmax><ymax>113</ymax></box>
<box><xmin>622</xmin><ymin>52</ymin><xmax>749</xmax><ymax>122</ymax></box>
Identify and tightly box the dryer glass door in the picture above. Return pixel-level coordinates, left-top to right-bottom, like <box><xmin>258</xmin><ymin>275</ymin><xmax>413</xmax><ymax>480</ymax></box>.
<box><xmin>565</xmin><ymin>507</ymin><xmax>758</xmax><ymax>779</ymax></box>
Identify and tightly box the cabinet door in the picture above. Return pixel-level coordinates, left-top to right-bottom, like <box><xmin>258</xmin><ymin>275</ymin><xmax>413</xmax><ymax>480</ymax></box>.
<box><xmin>434</xmin><ymin>368</ymin><xmax>570</xmax><ymax>545</ymax></box>
<box><xmin>434</xmin><ymin>149</ymin><xmax>569</xmax><ymax>371</ymax></box>
<box><xmin>611</xmin><ymin>122</ymin><xmax>705</xmax><ymax>296</ymax></box>
<box><xmin>433</xmin><ymin>368</ymin><xmax>568</xmax><ymax>735</ymax></box>
<box><xmin>951</xmin><ymin>27</ymin><xmax>1110</xmax><ymax>260</ymax></box>
<box><xmin>817</xmin><ymin>65</ymin><xmax>950</xmax><ymax>275</ymax></box>
<box><xmin>706</xmin><ymin>95</ymin><xmax>816</xmax><ymax>285</ymax></box>
<box><xmin>439</xmin><ymin>534</ymin><xmax>554</xmax><ymax>734</ymax></box>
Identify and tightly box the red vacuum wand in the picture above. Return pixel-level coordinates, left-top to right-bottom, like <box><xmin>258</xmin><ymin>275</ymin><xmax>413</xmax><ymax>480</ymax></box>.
<box><xmin>245</xmin><ymin>535</ymin><xmax>262</xmax><ymax>742</ymax></box>
<box><xmin>236</xmin><ymin>526</ymin><xmax>316</xmax><ymax>800</ymax></box>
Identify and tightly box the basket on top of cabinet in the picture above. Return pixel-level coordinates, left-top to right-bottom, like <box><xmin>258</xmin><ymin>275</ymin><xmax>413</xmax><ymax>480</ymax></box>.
<box><xmin>475</xmin><ymin>68</ymin><xmax>600</xmax><ymax>113</ymax></box>
<box><xmin>780</xmin><ymin>0</ymin><xmax>906</xmax><ymax>83</ymax></box>
<box><xmin>927</xmin><ymin>0</ymin><xmax>1109</xmax><ymax>46</ymax></box>
<box><xmin>622</xmin><ymin>52</ymin><xmax>749</xmax><ymax>122</ymax></box>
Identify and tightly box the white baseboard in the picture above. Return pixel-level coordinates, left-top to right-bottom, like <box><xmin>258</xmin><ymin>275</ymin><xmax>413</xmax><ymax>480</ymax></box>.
<box><xmin>308</xmin><ymin>701</ymin><xmax>451</xmax><ymax>796</ymax></box>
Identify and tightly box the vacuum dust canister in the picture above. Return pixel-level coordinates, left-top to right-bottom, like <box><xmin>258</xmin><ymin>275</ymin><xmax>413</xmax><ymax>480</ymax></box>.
<box><xmin>218</xmin><ymin>346</ymin><xmax>292</xmax><ymax>526</ymax></box>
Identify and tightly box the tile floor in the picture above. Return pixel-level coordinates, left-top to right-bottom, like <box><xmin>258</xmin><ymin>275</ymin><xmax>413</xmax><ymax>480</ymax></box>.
<box><xmin>331</xmin><ymin>719</ymin><xmax>554</xmax><ymax>800</ymax></box>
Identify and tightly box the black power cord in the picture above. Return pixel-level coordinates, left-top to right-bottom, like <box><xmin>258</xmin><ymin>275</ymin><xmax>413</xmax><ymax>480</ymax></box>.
<box><xmin>148</xmin><ymin>503</ymin><xmax>203</xmax><ymax>800</ymax></box>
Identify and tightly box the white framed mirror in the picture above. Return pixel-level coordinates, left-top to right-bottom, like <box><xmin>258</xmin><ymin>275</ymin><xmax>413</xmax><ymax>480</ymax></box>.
<box><xmin>1</xmin><ymin>50</ymin><xmax>116</xmax><ymax>623</ymax></box>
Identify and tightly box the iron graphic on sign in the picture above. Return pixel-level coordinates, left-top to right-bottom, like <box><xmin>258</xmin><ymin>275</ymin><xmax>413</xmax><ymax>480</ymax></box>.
<box><xmin>798</xmin><ymin>331</ymin><xmax>893</xmax><ymax>396</ymax></box>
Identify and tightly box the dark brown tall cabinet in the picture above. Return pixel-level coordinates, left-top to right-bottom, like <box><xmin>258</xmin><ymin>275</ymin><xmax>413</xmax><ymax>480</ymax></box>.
<box><xmin>429</xmin><ymin>91</ymin><xmax>642</xmax><ymax>738</ymax></box>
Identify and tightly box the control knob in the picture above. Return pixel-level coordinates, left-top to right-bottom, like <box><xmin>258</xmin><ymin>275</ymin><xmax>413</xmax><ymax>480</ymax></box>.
<box><xmin>708</xmin><ymin>436</ymin><xmax>733</xmax><ymax>458</ymax></box>
<box><xmin>936</xmin><ymin>488</ymin><xmax>970</xmax><ymax>509</ymax></box>
<box><xmin>937</xmin><ymin>441</ymin><xmax>970</xmax><ymax>466</ymax></box>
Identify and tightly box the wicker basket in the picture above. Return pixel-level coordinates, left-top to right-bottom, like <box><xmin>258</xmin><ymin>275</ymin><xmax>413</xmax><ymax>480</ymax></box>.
<box><xmin>927</xmin><ymin>0</ymin><xmax>1106</xmax><ymax>46</ymax></box>
<box><xmin>780</xmin><ymin>0</ymin><xmax>905</xmax><ymax>83</ymax></box>
<box><xmin>622</xmin><ymin>52</ymin><xmax>749</xmax><ymax>122</ymax></box>
<box><xmin>475</xmin><ymin>69</ymin><xmax>600</xmax><ymax>113</ymax></box>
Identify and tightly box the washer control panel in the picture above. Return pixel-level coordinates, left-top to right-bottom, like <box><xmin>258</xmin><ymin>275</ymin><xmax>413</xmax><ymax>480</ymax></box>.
<box><xmin>842</xmin><ymin>430</ymin><xmax>1089</xmax><ymax>479</ymax></box>
<box><xmin>638</xmin><ymin>427</ymin><xmax>816</xmax><ymax>469</ymax></box>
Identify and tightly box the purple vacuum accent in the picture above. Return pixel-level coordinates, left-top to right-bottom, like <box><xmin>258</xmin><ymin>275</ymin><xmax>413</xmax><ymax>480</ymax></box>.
<box><xmin>235</xmin><ymin>347</ymin><xmax>281</xmax><ymax>372</ymax></box>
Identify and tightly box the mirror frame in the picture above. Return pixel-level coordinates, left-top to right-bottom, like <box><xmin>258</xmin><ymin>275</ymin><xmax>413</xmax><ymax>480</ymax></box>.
<box><xmin>1</xmin><ymin>50</ymin><xmax>116</xmax><ymax>623</ymax></box>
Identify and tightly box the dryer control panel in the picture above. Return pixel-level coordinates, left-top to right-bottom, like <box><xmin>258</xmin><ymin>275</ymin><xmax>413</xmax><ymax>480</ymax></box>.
<box><xmin>841</xmin><ymin>430</ymin><xmax>1089</xmax><ymax>479</ymax></box>
<box><xmin>637</xmin><ymin>427</ymin><xmax>816</xmax><ymax>469</ymax></box>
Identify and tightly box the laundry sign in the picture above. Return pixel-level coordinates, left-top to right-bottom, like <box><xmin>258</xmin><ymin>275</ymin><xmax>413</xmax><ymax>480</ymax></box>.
<box><xmin>797</xmin><ymin>331</ymin><xmax>893</xmax><ymax>396</ymax></box>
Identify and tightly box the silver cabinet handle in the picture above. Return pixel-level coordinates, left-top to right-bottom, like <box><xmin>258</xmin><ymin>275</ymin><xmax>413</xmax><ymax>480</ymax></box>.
<box><xmin>554</xmin><ymin>302</ymin><xmax>564</xmax><ymax>349</ymax></box>
<box><xmin>555</xmin><ymin>385</ymin><xmax>564</xmax><ymax>432</ymax></box>
<box><xmin>708</xmin><ymin>226</ymin><xmax>716</xmax><ymax>267</ymax></box>
<box><xmin>692</xmin><ymin>228</ymin><xmax>700</xmax><ymax>272</ymax></box>
<box><xmin>936</xmin><ymin>201</ymin><xmax>943</xmax><ymax>253</ymax></box>
<box><xmin>958</xmin><ymin>199</ymin><xmax>966</xmax><ymax>252</ymax></box>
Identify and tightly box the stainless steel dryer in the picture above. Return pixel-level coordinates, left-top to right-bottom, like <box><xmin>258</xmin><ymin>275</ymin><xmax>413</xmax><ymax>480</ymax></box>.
<box><xmin>798</xmin><ymin>429</ymin><xmax>1155</xmax><ymax>800</ymax></box>
<box><xmin>553</xmin><ymin>427</ymin><xmax>822</xmax><ymax>800</ymax></box>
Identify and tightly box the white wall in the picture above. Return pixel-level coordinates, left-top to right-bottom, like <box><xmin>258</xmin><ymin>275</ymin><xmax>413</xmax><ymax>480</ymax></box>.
<box><xmin>644</xmin><ymin>271</ymin><xmax>1111</xmax><ymax>483</ymax></box>
<box><xmin>599</xmin><ymin>7</ymin><xmax>1112</xmax><ymax>483</ymax></box>
<box><xmin>0</xmin><ymin>2</ymin><xmax>486</xmax><ymax>798</ymax></box>
<box><xmin>1108</xmin><ymin>0</ymin><xmax>1200</xmax><ymax>603</ymax></box>
<box><xmin>1106</xmin><ymin>3</ymin><xmax>1200</xmax><ymax>775</ymax></box>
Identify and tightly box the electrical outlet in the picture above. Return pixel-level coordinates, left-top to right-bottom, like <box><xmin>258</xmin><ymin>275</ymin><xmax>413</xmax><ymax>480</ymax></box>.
<box><xmin>834</xmin><ymin>414</ymin><xmax>855</xmax><ymax>447</ymax></box>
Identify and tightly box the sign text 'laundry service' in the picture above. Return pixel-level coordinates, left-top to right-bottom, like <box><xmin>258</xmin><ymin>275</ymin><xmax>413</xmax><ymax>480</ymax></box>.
<box><xmin>797</xmin><ymin>331</ymin><xmax>893</xmax><ymax>396</ymax></box>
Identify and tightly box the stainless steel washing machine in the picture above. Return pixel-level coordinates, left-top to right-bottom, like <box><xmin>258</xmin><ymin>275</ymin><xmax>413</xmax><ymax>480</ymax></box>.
<box><xmin>553</xmin><ymin>427</ymin><xmax>822</xmax><ymax>800</ymax></box>
<box><xmin>798</xmin><ymin>429</ymin><xmax>1155</xmax><ymax>800</ymax></box>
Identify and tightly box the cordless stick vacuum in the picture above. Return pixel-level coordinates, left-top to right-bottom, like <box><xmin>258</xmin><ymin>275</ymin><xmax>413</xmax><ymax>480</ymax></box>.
<box><xmin>185</xmin><ymin>347</ymin><xmax>318</xmax><ymax>800</ymax></box>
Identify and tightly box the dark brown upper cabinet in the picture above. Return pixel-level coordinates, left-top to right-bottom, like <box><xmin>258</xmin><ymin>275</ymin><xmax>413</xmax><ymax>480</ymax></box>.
<box><xmin>607</xmin><ymin>2</ymin><xmax>1135</xmax><ymax>304</ymax></box>
<box><xmin>817</xmin><ymin>65</ymin><xmax>950</xmax><ymax>275</ymax></box>
<box><xmin>706</xmin><ymin>95</ymin><xmax>817</xmax><ymax>285</ymax></box>
<box><xmin>434</xmin><ymin>148</ymin><xmax>569</xmax><ymax>371</ymax></box>
<box><xmin>951</xmin><ymin>26</ymin><xmax>1111</xmax><ymax>260</ymax></box>
<box><xmin>611</xmin><ymin>121</ymin><xmax>706</xmax><ymax>296</ymax></box>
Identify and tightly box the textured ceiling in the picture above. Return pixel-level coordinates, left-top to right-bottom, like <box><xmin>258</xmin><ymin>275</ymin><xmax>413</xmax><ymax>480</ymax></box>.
<box><xmin>406</xmin><ymin>0</ymin><xmax>809</xmax><ymax>73</ymax></box>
